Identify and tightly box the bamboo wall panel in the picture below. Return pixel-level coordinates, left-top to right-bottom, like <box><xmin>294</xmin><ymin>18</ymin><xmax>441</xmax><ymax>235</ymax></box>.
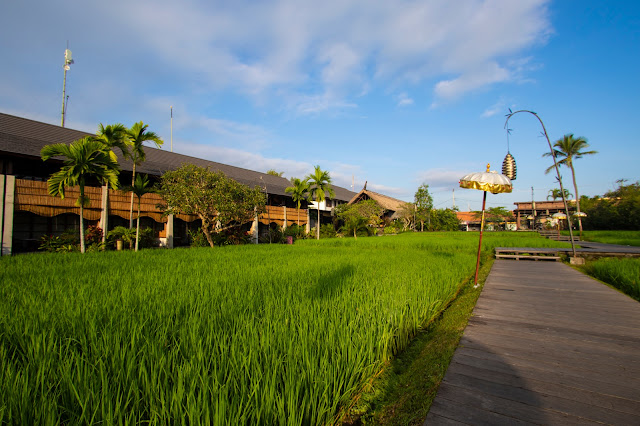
<box><xmin>15</xmin><ymin>179</ymin><xmax>102</xmax><ymax>220</ymax></box>
<box><xmin>259</xmin><ymin>206</ymin><xmax>308</xmax><ymax>226</ymax></box>
<box><xmin>14</xmin><ymin>179</ymin><xmax>198</xmax><ymax>222</ymax></box>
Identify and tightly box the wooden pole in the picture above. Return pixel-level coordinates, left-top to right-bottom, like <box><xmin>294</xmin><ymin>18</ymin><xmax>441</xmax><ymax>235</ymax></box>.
<box><xmin>474</xmin><ymin>191</ymin><xmax>487</xmax><ymax>288</ymax></box>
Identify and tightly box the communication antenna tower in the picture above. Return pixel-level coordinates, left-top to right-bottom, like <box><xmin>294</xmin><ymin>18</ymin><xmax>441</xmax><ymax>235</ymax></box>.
<box><xmin>60</xmin><ymin>44</ymin><xmax>74</xmax><ymax>127</ymax></box>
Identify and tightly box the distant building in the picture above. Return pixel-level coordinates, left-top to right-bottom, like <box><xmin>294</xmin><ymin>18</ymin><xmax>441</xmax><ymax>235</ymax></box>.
<box><xmin>0</xmin><ymin>113</ymin><xmax>357</xmax><ymax>254</ymax></box>
<box><xmin>513</xmin><ymin>200</ymin><xmax>574</xmax><ymax>230</ymax></box>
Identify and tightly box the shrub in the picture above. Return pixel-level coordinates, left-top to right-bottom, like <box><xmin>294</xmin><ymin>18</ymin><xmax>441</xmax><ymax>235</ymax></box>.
<box><xmin>320</xmin><ymin>223</ymin><xmax>337</xmax><ymax>238</ymax></box>
<box><xmin>187</xmin><ymin>228</ymin><xmax>209</xmax><ymax>248</ymax></box>
<box><xmin>39</xmin><ymin>228</ymin><xmax>79</xmax><ymax>252</ymax></box>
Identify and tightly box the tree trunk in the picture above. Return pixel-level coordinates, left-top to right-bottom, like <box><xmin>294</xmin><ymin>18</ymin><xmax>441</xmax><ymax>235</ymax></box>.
<box><xmin>79</xmin><ymin>185</ymin><xmax>85</xmax><ymax>254</ymax></box>
<box><xmin>129</xmin><ymin>163</ymin><xmax>136</xmax><ymax>228</ymax></box>
<box><xmin>199</xmin><ymin>217</ymin><xmax>215</xmax><ymax>247</ymax></box>
<box><xmin>569</xmin><ymin>163</ymin><xmax>583</xmax><ymax>235</ymax></box>
<box><xmin>317</xmin><ymin>206</ymin><xmax>321</xmax><ymax>240</ymax></box>
<box><xmin>135</xmin><ymin>198</ymin><xmax>141</xmax><ymax>252</ymax></box>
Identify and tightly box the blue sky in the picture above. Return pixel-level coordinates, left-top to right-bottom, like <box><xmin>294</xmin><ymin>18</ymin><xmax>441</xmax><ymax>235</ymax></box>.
<box><xmin>1</xmin><ymin>0</ymin><xmax>638</xmax><ymax>211</ymax></box>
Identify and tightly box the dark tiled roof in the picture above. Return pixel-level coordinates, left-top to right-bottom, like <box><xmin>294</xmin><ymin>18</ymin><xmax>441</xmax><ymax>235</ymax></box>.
<box><xmin>0</xmin><ymin>112</ymin><xmax>357</xmax><ymax>200</ymax></box>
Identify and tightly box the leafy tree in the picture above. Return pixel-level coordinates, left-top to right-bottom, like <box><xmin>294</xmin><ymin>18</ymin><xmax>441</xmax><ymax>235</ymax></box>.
<box><xmin>126</xmin><ymin>121</ymin><xmax>163</xmax><ymax>228</ymax></box>
<box><xmin>305</xmin><ymin>166</ymin><xmax>335</xmax><ymax>240</ymax></box>
<box><xmin>158</xmin><ymin>164</ymin><xmax>266</xmax><ymax>247</ymax></box>
<box><xmin>547</xmin><ymin>188</ymin><xmax>572</xmax><ymax>201</ymax></box>
<box><xmin>335</xmin><ymin>199</ymin><xmax>384</xmax><ymax>238</ymax></box>
<box><xmin>430</xmin><ymin>208</ymin><xmax>460</xmax><ymax>231</ymax></box>
<box><xmin>123</xmin><ymin>174</ymin><xmax>155</xmax><ymax>252</ymax></box>
<box><xmin>41</xmin><ymin>137</ymin><xmax>120</xmax><ymax>253</ymax></box>
<box><xmin>543</xmin><ymin>134</ymin><xmax>597</xmax><ymax>234</ymax></box>
<box><xmin>396</xmin><ymin>202</ymin><xmax>416</xmax><ymax>231</ymax></box>
<box><xmin>285</xmin><ymin>177</ymin><xmax>310</xmax><ymax>226</ymax></box>
<box><xmin>266</xmin><ymin>169</ymin><xmax>285</xmax><ymax>177</ymax></box>
<box><xmin>414</xmin><ymin>183</ymin><xmax>433</xmax><ymax>231</ymax></box>
<box><xmin>581</xmin><ymin>181</ymin><xmax>640</xmax><ymax>230</ymax></box>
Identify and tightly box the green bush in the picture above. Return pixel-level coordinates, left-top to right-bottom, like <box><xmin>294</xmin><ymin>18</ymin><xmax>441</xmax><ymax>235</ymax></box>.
<box><xmin>320</xmin><ymin>223</ymin><xmax>338</xmax><ymax>238</ymax></box>
<box><xmin>187</xmin><ymin>228</ymin><xmax>209</xmax><ymax>247</ymax></box>
<box><xmin>39</xmin><ymin>228</ymin><xmax>79</xmax><ymax>252</ymax></box>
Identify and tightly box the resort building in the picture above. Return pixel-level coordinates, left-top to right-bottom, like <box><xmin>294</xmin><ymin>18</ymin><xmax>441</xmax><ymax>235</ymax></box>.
<box><xmin>0</xmin><ymin>112</ymin><xmax>358</xmax><ymax>254</ymax></box>
<box><xmin>513</xmin><ymin>200</ymin><xmax>574</xmax><ymax>230</ymax></box>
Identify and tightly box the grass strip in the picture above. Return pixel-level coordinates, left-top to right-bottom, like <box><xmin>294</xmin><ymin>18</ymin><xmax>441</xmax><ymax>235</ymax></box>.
<box><xmin>580</xmin><ymin>257</ymin><xmax>640</xmax><ymax>301</ymax></box>
<box><xmin>340</xmin><ymin>256</ymin><xmax>494</xmax><ymax>425</ymax></box>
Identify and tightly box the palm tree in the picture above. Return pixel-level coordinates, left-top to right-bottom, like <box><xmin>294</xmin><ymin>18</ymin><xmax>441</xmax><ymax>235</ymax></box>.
<box><xmin>543</xmin><ymin>134</ymin><xmax>597</xmax><ymax>234</ymax></box>
<box><xmin>93</xmin><ymin>123</ymin><xmax>130</xmax><ymax>242</ymax></box>
<box><xmin>94</xmin><ymin>123</ymin><xmax>130</xmax><ymax>161</ymax></box>
<box><xmin>126</xmin><ymin>122</ymin><xmax>163</xmax><ymax>228</ymax></box>
<box><xmin>305</xmin><ymin>166</ymin><xmax>335</xmax><ymax>240</ymax></box>
<box><xmin>547</xmin><ymin>188</ymin><xmax>572</xmax><ymax>201</ymax></box>
<box><xmin>124</xmin><ymin>174</ymin><xmax>155</xmax><ymax>252</ymax></box>
<box><xmin>41</xmin><ymin>137</ymin><xmax>120</xmax><ymax>253</ymax></box>
<box><xmin>285</xmin><ymin>177</ymin><xmax>310</xmax><ymax>227</ymax></box>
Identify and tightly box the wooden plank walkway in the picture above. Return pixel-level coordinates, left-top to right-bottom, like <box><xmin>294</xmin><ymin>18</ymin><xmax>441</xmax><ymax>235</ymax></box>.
<box><xmin>425</xmin><ymin>260</ymin><xmax>640</xmax><ymax>425</ymax></box>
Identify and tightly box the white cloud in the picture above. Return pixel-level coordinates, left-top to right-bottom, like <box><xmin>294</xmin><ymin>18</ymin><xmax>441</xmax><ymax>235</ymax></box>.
<box><xmin>433</xmin><ymin>62</ymin><xmax>510</xmax><ymax>103</ymax></box>
<box><xmin>416</xmin><ymin>168</ymin><xmax>470</xmax><ymax>190</ymax></box>
<box><xmin>396</xmin><ymin>92</ymin><xmax>414</xmax><ymax>107</ymax></box>
<box><xmin>481</xmin><ymin>97</ymin><xmax>507</xmax><ymax>118</ymax></box>
<box><xmin>88</xmin><ymin>0</ymin><xmax>551</xmax><ymax>111</ymax></box>
<box><xmin>176</xmin><ymin>142</ymin><xmax>313</xmax><ymax>179</ymax></box>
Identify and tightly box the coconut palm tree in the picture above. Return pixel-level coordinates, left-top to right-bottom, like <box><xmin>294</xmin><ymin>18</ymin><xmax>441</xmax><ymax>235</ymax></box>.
<box><xmin>93</xmin><ymin>123</ymin><xmax>130</xmax><ymax>242</ymax></box>
<box><xmin>124</xmin><ymin>174</ymin><xmax>155</xmax><ymax>252</ymax></box>
<box><xmin>543</xmin><ymin>134</ymin><xmax>597</xmax><ymax>234</ymax></box>
<box><xmin>547</xmin><ymin>188</ymin><xmax>572</xmax><ymax>201</ymax></box>
<box><xmin>94</xmin><ymin>123</ymin><xmax>130</xmax><ymax>161</ymax></box>
<box><xmin>285</xmin><ymin>177</ymin><xmax>310</xmax><ymax>227</ymax></box>
<box><xmin>126</xmin><ymin>122</ymin><xmax>163</xmax><ymax>228</ymax></box>
<box><xmin>41</xmin><ymin>137</ymin><xmax>120</xmax><ymax>253</ymax></box>
<box><xmin>305</xmin><ymin>166</ymin><xmax>335</xmax><ymax>240</ymax></box>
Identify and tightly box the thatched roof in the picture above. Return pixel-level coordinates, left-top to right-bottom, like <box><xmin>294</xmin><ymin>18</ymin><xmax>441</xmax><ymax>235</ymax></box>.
<box><xmin>348</xmin><ymin>188</ymin><xmax>408</xmax><ymax>218</ymax></box>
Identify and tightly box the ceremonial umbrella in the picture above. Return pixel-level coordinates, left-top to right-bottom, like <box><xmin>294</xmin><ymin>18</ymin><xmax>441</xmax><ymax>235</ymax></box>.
<box><xmin>552</xmin><ymin>211</ymin><xmax>567</xmax><ymax>239</ymax></box>
<box><xmin>460</xmin><ymin>164</ymin><xmax>513</xmax><ymax>287</ymax></box>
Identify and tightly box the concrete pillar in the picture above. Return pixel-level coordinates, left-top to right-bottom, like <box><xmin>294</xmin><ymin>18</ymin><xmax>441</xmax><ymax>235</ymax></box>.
<box><xmin>166</xmin><ymin>214</ymin><xmax>174</xmax><ymax>249</ymax></box>
<box><xmin>250</xmin><ymin>208</ymin><xmax>259</xmax><ymax>244</ymax></box>
<box><xmin>99</xmin><ymin>184</ymin><xmax>109</xmax><ymax>242</ymax></box>
<box><xmin>283</xmin><ymin>206</ymin><xmax>287</xmax><ymax>230</ymax></box>
<box><xmin>306</xmin><ymin>209</ymin><xmax>310</xmax><ymax>234</ymax></box>
<box><xmin>1</xmin><ymin>175</ymin><xmax>15</xmax><ymax>256</ymax></box>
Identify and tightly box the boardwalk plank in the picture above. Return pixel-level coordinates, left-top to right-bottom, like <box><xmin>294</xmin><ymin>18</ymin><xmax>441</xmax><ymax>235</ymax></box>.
<box><xmin>452</xmin><ymin>351</ymin><xmax>640</xmax><ymax>402</ymax></box>
<box><xmin>426</xmin><ymin>259</ymin><xmax>640</xmax><ymax>425</ymax></box>
<box><xmin>430</xmin><ymin>383</ymin><xmax>604</xmax><ymax>425</ymax></box>
<box><xmin>442</xmin><ymin>371</ymin><xmax>638</xmax><ymax>424</ymax></box>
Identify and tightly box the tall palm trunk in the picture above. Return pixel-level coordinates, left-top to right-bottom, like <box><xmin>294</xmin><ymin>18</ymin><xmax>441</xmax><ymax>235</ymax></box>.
<box><xmin>569</xmin><ymin>162</ymin><xmax>583</xmax><ymax>235</ymax></box>
<box><xmin>317</xmin><ymin>206</ymin><xmax>321</xmax><ymax>240</ymax></box>
<box><xmin>135</xmin><ymin>197</ymin><xmax>141</xmax><ymax>252</ymax></box>
<box><xmin>129</xmin><ymin>163</ymin><xmax>136</xmax><ymax>228</ymax></box>
<box><xmin>79</xmin><ymin>185</ymin><xmax>85</xmax><ymax>254</ymax></box>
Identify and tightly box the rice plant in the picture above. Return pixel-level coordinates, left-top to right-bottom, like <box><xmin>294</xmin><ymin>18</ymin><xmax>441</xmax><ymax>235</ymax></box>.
<box><xmin>583</xmin><ymin>257</ymin><xmax>640</xmax><ymax>301</ymax></box>
<box><xmin>0</xmin><ymin>232</ymin><xmax>567</xmax><ymax>424</ymax></box>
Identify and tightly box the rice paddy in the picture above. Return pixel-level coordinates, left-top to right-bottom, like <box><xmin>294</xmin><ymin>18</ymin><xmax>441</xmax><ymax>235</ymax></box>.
<box><xmin>582</xmin><ymin>257</ymin><xmax>640</xmax><ymax>301</ymax></box>
<box><xmin>0</xmin><ymin>232</ymin><xmax>570</xmax><ymax>424</ymax></box>
<box><xmin>576</xmin><ymin>230</ymin><xmax>640</xmax><ymax>247</ymax></box>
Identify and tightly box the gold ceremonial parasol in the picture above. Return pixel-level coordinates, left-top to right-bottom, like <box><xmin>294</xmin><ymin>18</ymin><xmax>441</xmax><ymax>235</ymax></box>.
<box><xmin>460</xmin><ymin>164</ymin><xmax>512</xmax><ymax>287</ymax></box>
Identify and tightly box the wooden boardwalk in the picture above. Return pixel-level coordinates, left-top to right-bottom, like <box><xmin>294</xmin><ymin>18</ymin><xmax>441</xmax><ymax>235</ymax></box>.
<box><xmin>425</xmin><ymin>260</ymin><xmax>640</xmax><ymax>425</ymax></box>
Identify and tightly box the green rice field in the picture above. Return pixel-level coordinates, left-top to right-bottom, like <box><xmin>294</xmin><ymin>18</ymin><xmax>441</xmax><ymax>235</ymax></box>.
<box><xmin>576</xmin><ymin>230</ymin><xmax>640</xmax><ymax>247</ymax></box>
<box><xmin>0</xmin><ymin>232</ymin><xmax>570</xmax><ymax>425</ymax></box>
<box><xmin>582</xmin><ymin>257</ymin><xmax>640</xmax><ymax>301</ymax></box>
